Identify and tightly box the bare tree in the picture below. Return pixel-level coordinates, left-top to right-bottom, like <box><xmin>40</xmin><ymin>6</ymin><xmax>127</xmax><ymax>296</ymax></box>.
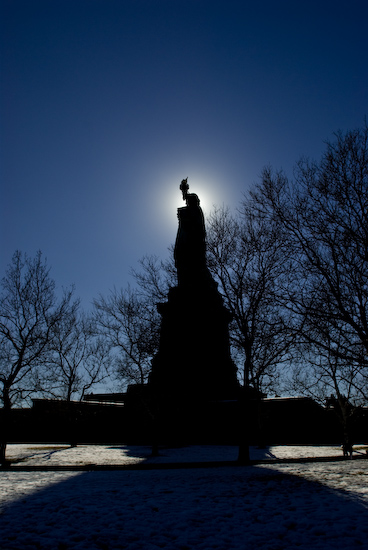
<box><xmin>206</xmin><ymin>205</ymin><xmax>293</xmax><ymax>461</ymax></box>
<box><xmin>131</xmin><ymin>254</ymin><xmax>176</xmax><ymax>302</ymax></box>
<box><xmin>94</xmin><ymin>286</ymin><xmax>161</xmax><ymax>387</ymax></box>
<box><xmin>94</xmin><ymin>254</ymin><xmax>174</xmax><ymax>389</ymax></box>
<box><xmin>48</xmin><ymin>311</ymin><xmax>112</xmax><ymax>401</ymax></box>
<box><xmin>253</xmin><ymin>123</ymin><xmax>368</xmax><ymax>442</ymax></box>
<box><xmin>0</xmin><ymin>250</ymin><xmax>76</xmax><ymax>463</ymax></box>
<box><xmin>206</xmin><ymin>205</ymin><xmax>293</xmax><ymax>397</ymax></box>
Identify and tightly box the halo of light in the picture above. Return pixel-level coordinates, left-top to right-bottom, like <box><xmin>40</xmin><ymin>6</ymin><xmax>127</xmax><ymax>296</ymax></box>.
<box><xmin>161</xmin><ymin>172</ymin><xmax>229</xmax><ymax>216</ymax></box>
<box><xmin>146</xmin><ymin>166</ymin><xmax>238</xmax><ymax>252</ymax></box>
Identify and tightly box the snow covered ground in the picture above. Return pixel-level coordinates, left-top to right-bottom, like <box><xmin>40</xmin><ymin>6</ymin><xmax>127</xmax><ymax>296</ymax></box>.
<box><xmin>1</xmin><ymin>444</ymin><xmax>367</xmax><ymax>549</ymax></box>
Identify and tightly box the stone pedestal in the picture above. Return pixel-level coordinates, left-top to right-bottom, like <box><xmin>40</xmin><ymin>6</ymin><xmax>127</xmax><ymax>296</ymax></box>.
<box><xmin>150</xmin><ymin>282</ymin><xmax>238</xmax><ymax>404</ymax></box>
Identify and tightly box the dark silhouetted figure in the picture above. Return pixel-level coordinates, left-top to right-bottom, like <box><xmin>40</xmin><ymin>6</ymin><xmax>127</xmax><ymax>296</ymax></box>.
<box><xmin>174</xmin><ymin>179</ymin><xmax>213</xmax><ymax>289</ymax></box>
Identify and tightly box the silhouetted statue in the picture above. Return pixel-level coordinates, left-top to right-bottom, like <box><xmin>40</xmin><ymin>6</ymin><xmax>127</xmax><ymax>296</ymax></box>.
<box><xmin>150</xmin><ymin>179</ymin><xmax>238</xmax><ymax>414</ymax></box>
<box><xmin>174</xmin><ymin>179</ymin><xmax>212</xmax><ymax>288</ymax></box>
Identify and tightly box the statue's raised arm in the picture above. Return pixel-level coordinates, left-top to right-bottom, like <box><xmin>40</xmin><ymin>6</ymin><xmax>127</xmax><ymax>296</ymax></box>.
<box><xmin>180</xmin><ymin>178</ymin><xmax>189</xmax><ymax>201</ymax></box>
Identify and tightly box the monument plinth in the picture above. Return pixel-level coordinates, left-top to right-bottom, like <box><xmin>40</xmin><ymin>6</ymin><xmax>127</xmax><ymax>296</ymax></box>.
<box><xmin>150</xmin><ymin>179</ymin><xmax>238</xmax><ymax>407</ymax></box>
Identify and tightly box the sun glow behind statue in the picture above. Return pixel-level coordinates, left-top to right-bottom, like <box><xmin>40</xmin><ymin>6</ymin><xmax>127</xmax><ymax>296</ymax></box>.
<box><xmin>165</xmin><ymin>175</ymin><xmax>227</xmax><ymax>217</ymax></box>
<box><xmin>147</xmin><ymin>169</ymin><xmax>238</xmax><ymax>259</ymax></box>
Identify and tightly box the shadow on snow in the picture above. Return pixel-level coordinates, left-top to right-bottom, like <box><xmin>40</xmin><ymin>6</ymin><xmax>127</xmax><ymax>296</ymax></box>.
<box><xmin>0</xmin><ymin>461</ymin><xmax>367</xmax><ymax>549</ymax></box>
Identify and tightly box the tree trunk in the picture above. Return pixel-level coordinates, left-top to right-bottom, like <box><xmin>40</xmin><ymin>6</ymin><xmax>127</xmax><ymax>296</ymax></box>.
<box><xmin>339</xmin><ymin>399</ymin><xmax>353</xmax><ymax>458</ymax></box>
<box><xmin>0</xmin><ymin>388</ymin><xmax>11</xmax><ymax>466</ymax></box>
<box><xmin>237</xmin><ymin>387</ymin><xmax>250</xmax><ymax>464</ymax></box>
<box><xmin>0</xmin><ymin>442</ymin><xmax>7</xmax><ymax>466</ymax></box>
<box><xmin>238</xmin><ymin>357</ymin><xmax>252</xmax><ymax>464</ymax></box>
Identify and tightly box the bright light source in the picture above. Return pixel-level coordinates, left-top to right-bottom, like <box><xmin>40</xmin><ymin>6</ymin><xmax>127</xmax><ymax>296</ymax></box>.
<box><xmin>147</xmin><ymin>167</ymin><xmax>237</xmax><ymax>249</ymax></box>
<box><xmin>161</xmin><ymin>173</ymin><xmax>228</xmax><ymax>216</ymax></box>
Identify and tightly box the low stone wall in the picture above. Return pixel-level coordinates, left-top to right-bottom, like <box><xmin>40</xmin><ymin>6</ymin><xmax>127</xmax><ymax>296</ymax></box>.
<box><xmin>1</xmin><ymin>397</ymin><xmax>367</xmax><ymax>445</ymax></box>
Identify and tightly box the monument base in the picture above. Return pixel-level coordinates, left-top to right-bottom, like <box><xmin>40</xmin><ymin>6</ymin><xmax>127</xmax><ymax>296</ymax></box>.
<box><xmin>124</xmin><ymin>384</ymin><xmax>242</xmax><ymax>445</ymax></box>
<box><xmin>150</xmin><ymin>283</ymin><xmax>239</xmax><ymax>403</ymax></box>
<box><xmin>146</xmin><ymin>282</ymin><xmax>239</xmax><ymax>444</ymax></box>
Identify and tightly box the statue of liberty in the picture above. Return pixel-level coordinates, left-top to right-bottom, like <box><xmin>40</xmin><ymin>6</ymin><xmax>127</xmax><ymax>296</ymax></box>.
<box><xmin>174</xmin><ymin>178</ymin><xmax>211</xmax><ymax>288</ymax></box>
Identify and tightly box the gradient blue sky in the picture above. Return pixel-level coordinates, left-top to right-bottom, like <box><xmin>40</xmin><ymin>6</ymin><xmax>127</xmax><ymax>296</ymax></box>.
<box><xmin>1</xmin><ymin>0</ymin><xmax>367</xmax><ymax>309</ymax></box>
